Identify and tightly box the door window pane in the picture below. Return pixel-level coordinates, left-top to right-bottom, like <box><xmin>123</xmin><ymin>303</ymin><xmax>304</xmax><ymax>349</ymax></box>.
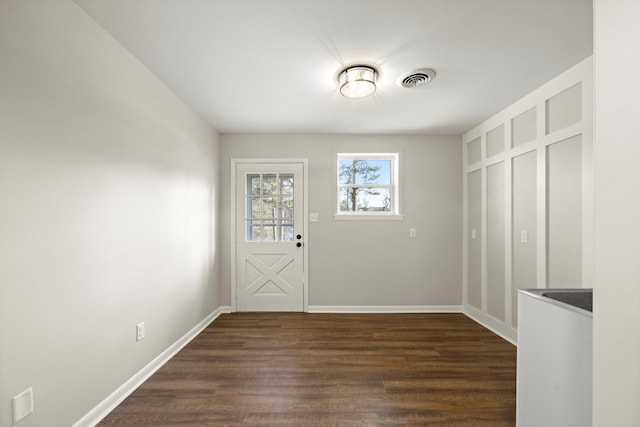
<box><xmin>258</xmin><ymin>223</ymin><xmax>275</xmax><ymax>242</ymax></box>
<box><xmin>247</xmin><ymin>197</ymin><xmax>262</xmax><ymax>218</ymax></box>
<box><xmin>262</xmin><ymin>197</ymin><xmax>277</xmax><ymax>219</ymax></box>
<box><xmin>280</xmin><ymin>196</ymin><xmax>294</xmax><ymax>217</ymax></box>
<box><xmin>248</xmin><ymin>174</ymin><xmax>261</xmax><ymax>195</ymax></box>
<box><xmin>280</xmin><ymin>174</ymin><xmax>294</xmax><ymax>194</ymax></box>
<box><xmin>245</xmin><ymin>172</ymin><xmax>296</xmax><ymax>241</ymax></box>
<box><xmin>279</xmin><ymin>220</ymin><xmax>294</xmax><ymax>241</ymax></box>
<box><xmin>247</xmin><ymin>220</ymin><xmax>261</xmax><ymax>241</ymax></box>
<box><xmin>262</xmin><ymin>174</ymin><xmax>278</xmax><ymax>195</ymax></box>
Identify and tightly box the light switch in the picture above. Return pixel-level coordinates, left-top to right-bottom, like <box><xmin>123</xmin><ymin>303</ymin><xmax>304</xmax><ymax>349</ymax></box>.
<box><xmin>471</xmin><ymin>229</ymin><xmax>477</xmax><ymax>240</ymax></box>
<box><xmin>521</xmin><ymin>229</ymin><xmax>528</xmax><ymax>243</ymax></box>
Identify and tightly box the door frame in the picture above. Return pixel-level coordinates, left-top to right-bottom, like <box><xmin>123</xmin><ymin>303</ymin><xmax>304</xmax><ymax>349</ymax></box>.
<box><xmin>230</xmin><ymin>158</ymin><xmax>309</xmax><ymax>312</ymax></box>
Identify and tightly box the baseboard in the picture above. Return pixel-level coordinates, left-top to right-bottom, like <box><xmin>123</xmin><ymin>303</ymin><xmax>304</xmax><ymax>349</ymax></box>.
<box><xmin>463</xmin><ymin>305</ymin><xmax>517</xmax><ymax>345</ymax></box>
<box><xmin>73</xmin><ymin>305</ymin><xmax>232</xmax><ymax>427</ymax></box>
<box><xmin>307</xmin><ymin>305</ymin><xmax>463</xmax><ymax>313</ymax></box>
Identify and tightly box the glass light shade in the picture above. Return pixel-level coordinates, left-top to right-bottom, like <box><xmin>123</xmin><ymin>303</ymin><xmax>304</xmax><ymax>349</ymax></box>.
<box><xmin>339</xmin><ymin>66</ymin><xmax>377</xmax><ymax>98</ymax></box>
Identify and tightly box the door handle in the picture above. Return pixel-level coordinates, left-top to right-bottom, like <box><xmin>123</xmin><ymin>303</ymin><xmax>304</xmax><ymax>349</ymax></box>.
<box><xmin>296</xmin><ymin>242</ymin><xmax>302</xmax><ymax>248</ymax></box>
<box><xmin>296</xmin><ymin>234</ymin><xmax>302</xmax><ymax>240</ymax></box>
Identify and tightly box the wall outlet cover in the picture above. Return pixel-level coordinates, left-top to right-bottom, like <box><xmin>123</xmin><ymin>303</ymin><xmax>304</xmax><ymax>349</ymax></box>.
<box><xmin>12</xmin><ymin>387</ymin><xmax>33</xmax><ymax>424</ymax></box>
<box><xmin>136</xmin><ymin>322</ymin><xmax>145</xmax><ymax>341</ymax></box>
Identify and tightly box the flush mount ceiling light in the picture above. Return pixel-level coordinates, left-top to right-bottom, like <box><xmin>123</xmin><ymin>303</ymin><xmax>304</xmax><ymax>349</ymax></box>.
<box><xmin>338</xmin><ymin>66</ymin><xmax>377</xmax><ymax>98</ymax></box>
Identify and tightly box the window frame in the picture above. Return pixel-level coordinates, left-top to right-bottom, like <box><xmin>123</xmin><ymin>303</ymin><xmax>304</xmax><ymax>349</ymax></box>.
<box><xmin>334</xmin><ymin>152</ymin><xmax>403</xmax><ymax>220</ymax></box>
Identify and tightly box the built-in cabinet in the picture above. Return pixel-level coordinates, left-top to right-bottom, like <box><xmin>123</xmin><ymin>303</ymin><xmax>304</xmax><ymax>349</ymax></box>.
<box><xmin>462</xmin><ymin>57</ymin><xmax>593</xmax><ymax>342</ymax></box>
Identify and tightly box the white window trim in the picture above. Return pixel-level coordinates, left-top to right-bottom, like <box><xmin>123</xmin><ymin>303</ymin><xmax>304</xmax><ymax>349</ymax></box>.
<box><xmin>334</xmin><ymin>152</ymin><xmax>404</xmax><ymax>220</ymax></box>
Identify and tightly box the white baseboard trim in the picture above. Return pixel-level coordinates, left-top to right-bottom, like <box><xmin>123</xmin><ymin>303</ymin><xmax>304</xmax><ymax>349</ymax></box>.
<box><xmin>463</xmin><ymin>305</ymin><xmax>517</xmax><ymax>345</ymax></box>
<box><xmin>73</xmin><ymin>305</ymin><xmax>232</xmax><ymax>427</ymax></box>
<box><xmin>307</xmin><ymin>305</ymin><xmax>463</xmax><ymax>313</ymax></box>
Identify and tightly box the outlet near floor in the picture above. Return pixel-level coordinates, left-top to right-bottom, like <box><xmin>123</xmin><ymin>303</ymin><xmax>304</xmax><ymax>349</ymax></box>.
<box><xmin>12</xmin><ymin>387</ymin><xmax>33</xmax><ymax>424</ymax></box>
<box><xmin>136</xmin><ymin>322</ymin><xmax>145</xmax><ymax>342</ymax></box>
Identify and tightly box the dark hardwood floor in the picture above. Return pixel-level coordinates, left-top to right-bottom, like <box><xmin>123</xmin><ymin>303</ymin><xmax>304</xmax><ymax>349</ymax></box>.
<box><xmin>99</xmin><ymin>313</ymin><xmax>516</xmax><ymax>426</ymax></box>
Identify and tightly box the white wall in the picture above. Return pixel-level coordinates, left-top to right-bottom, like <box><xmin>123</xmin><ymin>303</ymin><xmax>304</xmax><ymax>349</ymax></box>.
<box><xmin>462</xmin><ymin>57</ymin><xmax>593</xmax><ymax>342</ymax></box>
<box><xmin>0</xmin><ymin>2</ymin><xmax>220</xmax><ymax>426</ymax></box>
<box><xmin>220</xmin><ymin>134</ymin><xmax>462</xmax><ymax>310</ymax></box>
<box><xmin>593</xmin><ymin>0</ymin><xmax>640</xmax><ymax>424</ymax></box>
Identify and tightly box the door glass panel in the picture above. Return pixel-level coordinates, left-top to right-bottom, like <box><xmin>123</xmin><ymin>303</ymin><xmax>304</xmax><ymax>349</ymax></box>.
<box><xmin>247</xmin><ymin>220</ymin><xmax>261</xmax><ymax>241</ymax></box>
<box><xmin>245</xmin><ymin>172</ymin><xmax>295</xmax><ymax>242</ymax></box>
<box><xmin>258</xmin><ymin>223</ymin><xmax>275</xmax><ymax>242</ymax></box>
<box><xmin>247</xmin><ymin>174</ymin><xmax>261</xmax><ymax>195</ymax></box>
<box><xmin>247</xmin><ymin>197</ymin><xmax>262</xmax><ymax>218</ymax></box>
<box><xmin>280</xmin><ymin>174</ymin><xmax>294</xmax><ymax>194</ymax></box>
<box><xmin>262</xmin><ymin>197</ymin><xmax>277</xmax><ymax>219</ymax></box>
<box><xmin>262</xmin><ymin>174</ymin><xmax>278</xmax><ymax>195</ymax></box>
<box><xmin>279</xmin><ymin>220</ymin><xmax>294</xmax><ymax>241</ymax></box>
<box><xmin>280</xmin><ymin>196</ymin><xmax>294</xmax><ymax>217</ymax></box>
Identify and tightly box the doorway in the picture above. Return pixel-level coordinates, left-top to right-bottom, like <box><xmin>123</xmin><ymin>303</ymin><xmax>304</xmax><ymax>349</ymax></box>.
<box><xmin>231</xmin><ymin>159</ymin><xmax>308</xmax><ymax>311</ymax></box>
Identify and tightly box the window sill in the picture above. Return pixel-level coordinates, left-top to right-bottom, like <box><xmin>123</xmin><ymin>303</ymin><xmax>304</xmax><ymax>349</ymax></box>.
<box><xmin>333</xmin><ymin>214</ymin><xmax>405</xmax><ymax>221</ymax></box>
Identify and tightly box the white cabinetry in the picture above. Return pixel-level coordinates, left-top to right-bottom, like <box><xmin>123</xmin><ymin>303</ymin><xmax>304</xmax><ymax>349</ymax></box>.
<box><xmin>516</xmin><ymin>289</ymin><xmax>592</xmax><ymax>427</ymax></box>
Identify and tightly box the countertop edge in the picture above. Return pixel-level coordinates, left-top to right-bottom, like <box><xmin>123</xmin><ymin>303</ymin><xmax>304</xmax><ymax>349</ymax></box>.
<box><xmin>517</xmin><ymin>288</ymin><xmax>593</xmax><ymax>318</ymax></box>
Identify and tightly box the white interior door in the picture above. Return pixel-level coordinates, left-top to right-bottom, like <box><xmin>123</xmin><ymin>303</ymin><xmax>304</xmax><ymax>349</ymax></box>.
<box><xmin>235</xmin><ymin>162</ymin><xmax>304</xmax><ymax>311</ymax></box>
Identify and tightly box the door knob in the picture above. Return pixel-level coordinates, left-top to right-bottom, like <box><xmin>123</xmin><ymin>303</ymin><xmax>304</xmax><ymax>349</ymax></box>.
<box><xmin>296</xmin><ymin>234</ymin><xmax>302</xmax><ymax>240</ymax></box>
<box><xmin>296</xmin><ymin>242</ymin><xmax>302</xmax><ymax>247</ymax></box>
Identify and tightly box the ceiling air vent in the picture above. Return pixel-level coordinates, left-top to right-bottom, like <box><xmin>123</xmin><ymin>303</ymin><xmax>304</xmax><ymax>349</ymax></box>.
<box><xmin>398</xmin><ymin>68</ymin><xmax>436</xmax><ymax>89</ymax></box>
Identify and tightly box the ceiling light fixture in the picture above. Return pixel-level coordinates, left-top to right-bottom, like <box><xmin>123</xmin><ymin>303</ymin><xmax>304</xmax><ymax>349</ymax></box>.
<box><xmin>338</xmin><ymin>66</ymin><xmax>377</xmax><ymax>98</ymax></box>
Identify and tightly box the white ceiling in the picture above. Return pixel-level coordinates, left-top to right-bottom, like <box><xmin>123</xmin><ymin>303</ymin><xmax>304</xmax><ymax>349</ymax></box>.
<box><xmin>74</xmin><ymin>0</ymin><xmax>592</xmax><ymax>135</ymax></box>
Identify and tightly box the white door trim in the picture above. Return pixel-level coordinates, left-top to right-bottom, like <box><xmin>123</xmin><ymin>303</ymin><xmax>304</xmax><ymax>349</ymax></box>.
<box><xmin>230</xmin><ymin>158</ymin><xmax>309</xmax><ymax>312</ymax></box>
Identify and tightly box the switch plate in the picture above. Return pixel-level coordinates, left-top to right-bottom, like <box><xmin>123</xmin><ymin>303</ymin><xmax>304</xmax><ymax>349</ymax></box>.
<box><xmin>12</xmin><ymin>387</ymin><xmax>33</xmax><ymax>424</ymax></box>
<box><xmin>309</xmin><ymin>212</ymin><xmax>319</xmax><ymax>222</ymax></box>
<box><xmin>471</xmin><ymin>228</ymin><xmax>477</xmax><ymax>240</ymax></box>
<box><xmin>521</xmin><ymin>229</ymin><xmax>528</xmax><ymax>244</ymax></box>
<box><xmin>136</xmin><ymin>322</ymin><xmax>145</xmax><ymax>342</ymax></box>
<box><xmin>409</xmin><ymin>228</ymin><xmax>417</xmax><ymax>238</ymax></box>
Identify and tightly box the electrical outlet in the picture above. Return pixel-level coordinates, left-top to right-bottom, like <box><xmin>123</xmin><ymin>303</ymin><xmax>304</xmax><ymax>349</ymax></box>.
<box><xmin>12</xmin><ymin>387</ymin><xmax>33</xmax><ymax>424</ymax></box>
<box><xmin>136</xmin><ymin>322</ymin><xmax>145</xmax><ymax>342</ymax></box>
<box><xmin>409</xmin><ymin>228</ymin><xmax>417</xmax><ymax>238</ymax></box>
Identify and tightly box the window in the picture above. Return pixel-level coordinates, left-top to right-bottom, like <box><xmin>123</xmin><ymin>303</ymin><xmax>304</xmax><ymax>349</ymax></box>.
<box><xmin>245</xmin><ymin>172</ymin><xmax>295</xmax><ymax>241</ymax></box>
<box><xmin>336</xmin><ymin>153</ymin><xmax>401</xmax><ymax>219</ymax></box>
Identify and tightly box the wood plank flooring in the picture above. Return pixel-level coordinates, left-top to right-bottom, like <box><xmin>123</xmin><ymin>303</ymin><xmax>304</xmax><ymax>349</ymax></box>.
<box><xmin>99</xmin><ymin>313</ymin><xmax>516</xmax><ymax>426</ymax></box>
